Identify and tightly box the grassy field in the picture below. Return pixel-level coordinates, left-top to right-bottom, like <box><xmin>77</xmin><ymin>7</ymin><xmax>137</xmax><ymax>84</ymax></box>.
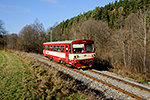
<box><xmin>0</xmin><ymin>51</ymin><xmax>84</xmax><ymax>100</ymax></box>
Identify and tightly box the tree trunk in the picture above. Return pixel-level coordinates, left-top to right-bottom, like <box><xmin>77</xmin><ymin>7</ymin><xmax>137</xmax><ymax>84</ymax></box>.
<box><xmin>121</xmin><ymin>25</ymin><xmax>127</xmax><ymax>68</ymax></box>
<box><xmin>143</xmin><ymin>7</ymin><xmax>147</xmax><ymax>76</ymax></box>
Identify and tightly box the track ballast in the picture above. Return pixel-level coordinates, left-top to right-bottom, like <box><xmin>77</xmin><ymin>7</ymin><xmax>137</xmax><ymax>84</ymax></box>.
<box><xmin>18</xmin><ymin>51</ymin><xmax>150</xmax><ymax>100</ymax></box>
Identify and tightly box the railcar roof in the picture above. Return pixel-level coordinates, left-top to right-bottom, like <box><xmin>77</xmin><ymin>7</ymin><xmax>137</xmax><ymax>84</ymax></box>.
<box><xmin>43</xmin><ymin>40</ymin><xmax>73</xmax><ymax>44</ymax></box>
<box><xmin>43</xmin><ymin>39</ymin><xmax>94</xmax><ymax>44</ymax></box>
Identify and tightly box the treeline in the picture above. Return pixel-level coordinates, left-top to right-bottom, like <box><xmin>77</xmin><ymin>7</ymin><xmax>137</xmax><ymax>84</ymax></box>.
<box><xmin>6</xmin><ymin>19</ymin><xmax>48</xmax><ymax>54</ymax></box>
<box><xmin>59</xmin><ymin>0</ymin><xmax>150</xmax><ymax>30</ymax></box>
<box><xmin>0</xmin><ymin>0</ymin><xmax>150</xmax><ymax>80</ymax></box>
<box><xmin>0</xmin><ymin>20</ymin><xmax>7</xmax><ymax>49</ymax></box>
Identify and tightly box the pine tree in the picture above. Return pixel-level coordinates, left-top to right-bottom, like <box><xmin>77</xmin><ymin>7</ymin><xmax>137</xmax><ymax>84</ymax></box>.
<box><xmin>109</xmin><ymin>13</ymin><xmax>115</xmax><ymax>28</ymax></box>
<box><xmin>101</xmin><ymin>9</ymin><xmax>109</xmax><ymax>21</ymax></box>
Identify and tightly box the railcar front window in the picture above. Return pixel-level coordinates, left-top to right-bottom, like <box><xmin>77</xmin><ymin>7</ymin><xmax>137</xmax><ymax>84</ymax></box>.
<box><xmin>73</xmin><ymin>43</ymin><xmax>94</xmax><ymax>53</ymax></box>
<box><xmin>73</xmin><ymin>44</ymin><xmax>84</xmax><ymax>53</ymax></box>
<box><xmin>85</xmin><ymin>43</ymin><xmax>94</xmax><ymax>52</ymax></box>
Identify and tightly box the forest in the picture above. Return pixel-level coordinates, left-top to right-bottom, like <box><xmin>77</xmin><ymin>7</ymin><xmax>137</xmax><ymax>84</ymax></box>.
<box><xmin>0</xmin><ymin>0</ymin><xmax>150</xmax><ymax>82</ymax></box>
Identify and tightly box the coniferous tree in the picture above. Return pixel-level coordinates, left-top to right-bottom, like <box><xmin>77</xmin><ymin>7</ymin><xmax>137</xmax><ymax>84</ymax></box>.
<box><xmin>109</xmin><ymin>13</ymin><xmax>115</xmax><ymax>28</ymax></box>
<box><xmin>101</xmin><ymin>9</ymin><xmax>109</xmax><ymax>21</ymax></box>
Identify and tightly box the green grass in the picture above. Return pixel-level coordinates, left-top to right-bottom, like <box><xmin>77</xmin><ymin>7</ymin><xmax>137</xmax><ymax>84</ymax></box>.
<box><xmin>0</xmin><ymin>53</ymin><xmax>3</xmax><ymax>65</ymax></box>
<box><xmin>0</xmin><ymin>51</ymin><xmax>33</xmax><ymax>100</ymax></box>
<box><xmin>0</xmin><ymin>51</ymin><xmax>84</xmax><ymax>100</ymax></box>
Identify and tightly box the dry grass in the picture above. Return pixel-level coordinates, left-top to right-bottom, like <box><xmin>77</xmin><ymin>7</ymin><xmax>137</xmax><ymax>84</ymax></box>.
<box><xmin>109</xmin><ymin>65</ymin><xmax>148</xmax><ymax>84</ymax></box>
<box><xmin>0</xmin><ymin>51</ymin><xmax>85</xmax><ymax>100</ymax></box>
<box><xmin>22</xmin><ymin>54</ymin><xmax>104</xmax><ymax>100</ymax></box>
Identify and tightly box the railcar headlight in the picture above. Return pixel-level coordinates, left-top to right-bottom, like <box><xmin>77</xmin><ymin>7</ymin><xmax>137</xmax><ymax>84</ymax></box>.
<box><xmin>74</xmin><ymin>56</ymin><xmax>76</xmax><ymax>59</ymax></box>
<box><xmin>92</xmin><ymin>54</ymin><xmax>95</xmax><ymax>57</ymax></box>
<box><xmin>74</xmin><ymin>55</ymin><xmax>79</xmax><ymax>59</ymax></box>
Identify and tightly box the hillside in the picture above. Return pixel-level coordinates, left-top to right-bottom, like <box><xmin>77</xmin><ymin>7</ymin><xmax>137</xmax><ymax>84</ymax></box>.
<box><xmin>58</xmin><ymin>0</ymin><xmax>150</xmax><ymax>30</ymax></box>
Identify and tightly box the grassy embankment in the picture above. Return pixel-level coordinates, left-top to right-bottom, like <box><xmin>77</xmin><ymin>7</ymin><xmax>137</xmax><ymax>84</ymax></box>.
<box><xmin>0</xmin><ymin>51</ymin><xmax>84</xmax><ymax>100</ymax></box>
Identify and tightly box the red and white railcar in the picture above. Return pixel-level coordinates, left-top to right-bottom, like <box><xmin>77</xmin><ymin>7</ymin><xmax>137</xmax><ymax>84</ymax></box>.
<box><xmin>43</xmin><ymin>39</ymin><xmax>95</xmax><ymax>68</ymax></box>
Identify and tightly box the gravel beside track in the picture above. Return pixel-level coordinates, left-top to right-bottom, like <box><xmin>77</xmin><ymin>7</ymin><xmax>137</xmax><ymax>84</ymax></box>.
<box><xmin>15</xmin><ymin>51</ymin><xmax>150</xmax><ymax>100</ymax></box>
<box><xmin>80</xmin><ymin>69</ymin><xmax>150</xmax><ymax>99</ymax></box>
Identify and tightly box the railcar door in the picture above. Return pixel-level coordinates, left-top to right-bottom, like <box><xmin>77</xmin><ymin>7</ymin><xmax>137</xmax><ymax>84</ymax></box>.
<box><xmin>43</xmin><ymin>45</ymin><xmax>46</xmax><ymax>57</ymax></box>
<box><xmin>65</xmin><ymin>45</ymin><xmax>69</xmax><ymax>63</ymax></box>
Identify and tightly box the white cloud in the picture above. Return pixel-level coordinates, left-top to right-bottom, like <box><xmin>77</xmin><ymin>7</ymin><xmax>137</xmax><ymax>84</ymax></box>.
<box><xmin>41</xmin><ymin>0</ymin><xmax>58</xmax><ymax>3</ymax></box>
<box><xmin>3</xmin><ymin>10</ymin><xmax>11</xmax><ymax>14</ymax></box>
<box><xmin>0</xmin><ymin>3</ymin><xmax>30</xmax><ymax>13</ymax></box>
<box><xmin>23</xmin><ymin>8</ymin><xmax>30</xmax><ymax>12</ymax></box>
<box><xmin>0</xmin><ymin>4</ymin><xmax>14</xmax><ymax>8</ymax></box>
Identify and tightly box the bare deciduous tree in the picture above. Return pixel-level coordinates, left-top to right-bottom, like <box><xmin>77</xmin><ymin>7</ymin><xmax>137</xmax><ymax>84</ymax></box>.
<box><xmin>19</xmin><ymin>19</ymin><xmax>46</xmax><ymax>53</ymax></box>
<box><xmin>7</xmin><ymin>33</ymin><xmax>18</xmax><ymax>50</ymax></box>
<box><xmin>80</xmin><ymin>20</ymin><xmax>111</xmax><ymax>59</ymax></box>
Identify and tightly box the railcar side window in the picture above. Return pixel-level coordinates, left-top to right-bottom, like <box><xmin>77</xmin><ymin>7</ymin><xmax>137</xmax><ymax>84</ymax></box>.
<box><xmin>57</xmin><ymin>45</ymin><xmax>60</xmax><ymax>52</ymax></box>
<box><xmin>46</xmin><ymin>45</ymin><xmax>48</xmax><ymax>50</ymax></box>
<box><xmin>49</xmin><ymin>45</ymin><xmax>51</xmax><ymax>50</ymax></box>
<box><xmin>61</xmin><ymin>45</ymin><xmax>64</xmax><ymax>52</ymax></box>
<box><xmin>69</xmin><ymin>45</ymin><xmax>71</xmax><ymax>53</ymax></box>
<box><xmin>54</xmin><ymin>45</ymin><xmax>56</xmax><ymax>51</ymax></box>
<box><xmin>51</xmin><ymin>45</ymin><xmax>52</xmax><ymax>51</ymax></box>
<box><xmin>66</xmin><ymin>45</ymin><xmax>68</xmax><ymax>52</ymax></box>
<box><xmin>48</xmin><ymin>45</ymin><xmax>50</xmax><ymax>50</ymax></box>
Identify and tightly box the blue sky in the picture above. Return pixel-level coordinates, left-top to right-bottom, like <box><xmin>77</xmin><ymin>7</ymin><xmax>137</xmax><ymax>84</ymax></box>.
<box><xmin>0</xmin><ymin>0</ymin><xmax>117</xmax><ymax>34</ymax></box>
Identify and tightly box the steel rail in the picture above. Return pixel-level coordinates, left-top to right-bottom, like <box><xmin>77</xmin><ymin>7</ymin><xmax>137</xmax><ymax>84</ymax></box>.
<box><xmin>63</xmin><ymin>66</ymin><xmax>145</xmax><ymax>100</ymax></box>
<box><xmin>88</xmin><ymin>69</ymin><xmax>150</xmax><ymax>93</ymax></box>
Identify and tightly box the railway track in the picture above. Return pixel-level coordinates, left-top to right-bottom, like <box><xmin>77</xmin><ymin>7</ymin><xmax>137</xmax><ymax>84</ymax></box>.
<box><xmin>83</xmin><ymin>69</ymin><xmax>150</xmax><ymax>100</ymax></box>
<box><xmin>64</xmin><ymin>68</ymin><xmax>150</xmax><ymax>100</ymax></box>
<box><xmin>21</xmin><ymin>52</ymin><xmax>150</xmax><ymax>100</ymax></box>
<box><xmin>88</xmin><ymin>69</ymin><xmax>150</xmax><ymax>93</ymax></box>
